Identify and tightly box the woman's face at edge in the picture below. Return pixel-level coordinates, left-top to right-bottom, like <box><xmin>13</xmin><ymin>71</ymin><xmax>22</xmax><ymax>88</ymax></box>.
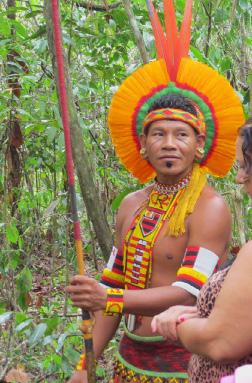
<box><xmin>236</xmin><ymin>136</ymin><xmax>252</xmax><ymax>198</ymax></box>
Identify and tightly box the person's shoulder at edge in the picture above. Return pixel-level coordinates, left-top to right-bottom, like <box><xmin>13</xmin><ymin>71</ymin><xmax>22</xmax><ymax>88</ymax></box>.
<box><xmin>234</xmin><ymin>240</ymin><xmax>252</xmax><ymax>263</ymax></box>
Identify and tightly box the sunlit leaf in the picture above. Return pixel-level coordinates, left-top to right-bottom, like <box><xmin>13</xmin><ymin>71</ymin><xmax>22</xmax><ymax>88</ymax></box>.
<box><xmin>0</xmin><ymin>312</ymin><xmax>13</xmax><ymax>325</ymax></box>
<box><xmin>29</xmin><ymin>323</ymin><xmax>47</xmax><ymax>346</ymax></box>
<box><xmin>6</xmin><ymin>224</ymin><xmax>19</xmax><ymax>244</ymax></box>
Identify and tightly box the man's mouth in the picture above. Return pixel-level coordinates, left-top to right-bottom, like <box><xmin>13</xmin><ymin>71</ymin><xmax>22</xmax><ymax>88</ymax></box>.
<box><xmin>159</xmin><ymin>156</ymin><xmax>179</xmax><ymax>160</ymax></box>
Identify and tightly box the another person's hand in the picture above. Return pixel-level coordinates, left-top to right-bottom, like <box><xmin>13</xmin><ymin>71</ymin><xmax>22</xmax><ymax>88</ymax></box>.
<box><xmin>66</xmin><ymin>275</ymin><xmax>107</xmax><ymax>311</ymax></box>
<box><xmin>151</xmin><ymin>305</ymin><xmax>198</xmax><ymax>341</ymax></box>
<box><xmin>67</xmin><ymin>370</ymin><xmax>87</xmax><ymax>383</ymax></box>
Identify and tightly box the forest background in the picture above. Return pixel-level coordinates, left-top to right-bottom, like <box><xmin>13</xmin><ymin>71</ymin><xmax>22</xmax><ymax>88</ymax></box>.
<box><xmin>0</xmin><ymin>0</ymin><xmax>252</xmax><ymax>382</ymax></box>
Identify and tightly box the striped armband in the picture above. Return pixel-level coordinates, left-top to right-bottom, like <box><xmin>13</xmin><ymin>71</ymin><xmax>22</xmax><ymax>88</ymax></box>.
<box><xmin>103</xmin><ymin>288</ymin><xmax>124</xmax><ymax>316</ymax></box>
<box><xmin>172</xmin><ymin>246</ymin><xmax>219</xmax><ymax>297</ymax></box>
<box><xmin>100</xmin><ymin>247</ymin><xmax>125</xmax><ymax>289</ymax></box>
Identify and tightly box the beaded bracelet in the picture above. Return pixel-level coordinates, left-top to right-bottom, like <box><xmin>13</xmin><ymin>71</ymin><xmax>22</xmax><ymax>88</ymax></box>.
<box><xmin>104</xmin><ymin>288</ymin><xmax>124</xmax><ymax>316</ymax></box>
<box><xmin>76</xmin><ymin>353</ymin><xmax>86</xmax><ymax>371</ymax></box>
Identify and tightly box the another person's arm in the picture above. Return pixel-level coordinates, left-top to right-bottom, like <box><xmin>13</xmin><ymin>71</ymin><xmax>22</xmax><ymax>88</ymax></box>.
<box><xmin>177</xmin><ymin>241</ymin><xmax>252</xmax><ymax>362</ymax></box>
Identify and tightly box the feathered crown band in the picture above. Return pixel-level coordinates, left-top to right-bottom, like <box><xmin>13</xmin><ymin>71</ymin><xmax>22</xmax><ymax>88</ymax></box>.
<box><xmin>108</xmin><ymin>0</ymin><xmax>244</xmax><ymax>183</ymax></box>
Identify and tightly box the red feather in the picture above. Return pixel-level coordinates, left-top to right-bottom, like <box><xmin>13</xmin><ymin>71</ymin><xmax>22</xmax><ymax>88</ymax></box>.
<box><xmin>164</xmin><ymin>0</ymin><xmax>179</xmax><ymax>78</ymax></box>
<box><xmin>180</xmin><ymin>0</ymin><xmax>193</xmax><ymax>58</ymax></box>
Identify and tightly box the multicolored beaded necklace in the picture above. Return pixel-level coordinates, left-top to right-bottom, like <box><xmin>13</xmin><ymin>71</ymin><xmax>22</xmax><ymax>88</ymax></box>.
<box><xmin>153</xmin><ymin>172</ymin><xmax>191</xmax><ymax>195</ymax></box>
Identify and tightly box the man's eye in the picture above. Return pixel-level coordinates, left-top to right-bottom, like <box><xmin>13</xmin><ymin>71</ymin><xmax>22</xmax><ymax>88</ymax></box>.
<box><xmin>178</xmin><ymin>132</ymin><xmax>187</xmax><ymax>137</ymax></box>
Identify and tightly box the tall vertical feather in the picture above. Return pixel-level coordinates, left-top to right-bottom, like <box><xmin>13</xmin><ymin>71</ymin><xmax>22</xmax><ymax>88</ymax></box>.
<box><xmin>164</xmin><ymin>0</ymin><xmax>179</xmax><ymax>74</ymax></box>
<box><xmin>146</xmin><ymin>0</ymin><xmax>192</xmax><ymax>80</ymax></box>
<box><xmin>180</xmin><ymin>0</ymin><xmax>193</xmax><ymax>58</ymax></box>
<box><xmin>146</xmin><ymin>0</ymin><xmax>176</xmax><ymax>79</ymax></box>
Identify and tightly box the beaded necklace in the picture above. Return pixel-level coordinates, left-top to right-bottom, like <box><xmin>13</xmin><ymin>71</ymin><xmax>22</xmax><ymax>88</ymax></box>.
<box><xmin>123</xmin><ymin>188</ymin><xmax>185</xmax><ymax>290</ymax></box>
<box><xmin>153</xmin><ymin>172</ymin><xmax>191</xmax><ymax>195</ymax></box>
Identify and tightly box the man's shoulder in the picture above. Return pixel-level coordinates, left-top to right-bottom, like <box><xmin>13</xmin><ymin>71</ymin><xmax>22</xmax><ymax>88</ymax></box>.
<box><xmin>119</xmin><ymin>186</ymin><xmax>151</xmax><ymax>209</ymax></box>
<box><xmin>196</xmin><ymin>184</ymin><xmax>229</xmax><ymax>213</ymax></box>
<box><xmin>190</xmin><ymin>184</ymin><xmax>231</xmax><ymax>228</ymax></box>
<box><xmin>116</xmin><ymin>186</ymin><xmax>152</xmax><ymax>226</ymax></box>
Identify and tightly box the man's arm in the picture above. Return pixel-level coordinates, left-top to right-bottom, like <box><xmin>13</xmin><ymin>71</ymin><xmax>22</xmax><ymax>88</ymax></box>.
<box><xmin>68</xmin><ymin>191</ymin><xmax>231</xmax><ymax>316</ymax></box>
<box><xmin>177</xmin><ymin>241</ymin><xmax>252</xmax><ymax>363</ymax></box>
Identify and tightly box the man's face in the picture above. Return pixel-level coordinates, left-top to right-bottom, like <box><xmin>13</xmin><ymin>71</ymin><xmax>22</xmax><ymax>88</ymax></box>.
<box><xmin>140</xmin><ymin>119</ymin><xmax>204</xmax><ymax>184</ymax></box>
<box><xmin>236</xmin><ymin>136</ymin><xmax>252</xmax><ymax>197</ymax></box>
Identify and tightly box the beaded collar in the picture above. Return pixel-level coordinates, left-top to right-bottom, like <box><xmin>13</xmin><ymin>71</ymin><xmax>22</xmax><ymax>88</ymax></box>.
<box><xmin>154</xmin><ymin>172</ymin><xmax>191</xmax><ymax>195</ymax></box>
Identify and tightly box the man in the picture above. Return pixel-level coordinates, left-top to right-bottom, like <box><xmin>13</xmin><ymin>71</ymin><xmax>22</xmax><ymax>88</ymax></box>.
<box><xmin>67</xmin><ymin>1</ymin><xmax>244</xmax><ymax>382</ymax></box>
<box><xmin>67</xmin><ymin>94</ymin><xmax>232</xmax><ymax>383</ymax></box>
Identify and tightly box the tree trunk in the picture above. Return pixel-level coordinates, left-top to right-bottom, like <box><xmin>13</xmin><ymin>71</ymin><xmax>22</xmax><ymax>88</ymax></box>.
<box><xmin>122</xmin><ymin>0</ymin><xmax>149</xmax><ymax>64</ymax></box>
<box><xmin>44</xmin><ymin>0</ymin><xmax>113</xmax><ymax>259</ymax></box>
<box><xmin>5</xmin><ymin>0</ymin><xmax>24</xmax><ymax>216</ymax></box>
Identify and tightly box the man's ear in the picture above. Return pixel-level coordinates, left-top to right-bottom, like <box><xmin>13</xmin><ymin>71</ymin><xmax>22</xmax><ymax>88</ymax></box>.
<box><xmin>197</xmin><ymin>133</ymin><xmax>206</xmax><ymax>149</ymax></box>
<box><xmin>195</xmin><ymin>133</ymin><xmax>206</xmax><ymax>161</ymax></box>
<box><xmin>139</xmin><ymin>133</ymin><xmax>147</xmax><ymax>150</ymax></box>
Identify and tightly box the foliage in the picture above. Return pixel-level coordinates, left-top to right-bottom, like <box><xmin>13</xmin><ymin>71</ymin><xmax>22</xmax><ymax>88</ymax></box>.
<box><xmin>0</xmin><ymin>0</ymin><xmax>251</xmax><ymax>381</ymax></box>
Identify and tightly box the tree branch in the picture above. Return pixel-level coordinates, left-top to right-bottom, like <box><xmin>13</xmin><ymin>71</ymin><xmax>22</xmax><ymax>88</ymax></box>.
<box><xmin>75</xmin><ymin>1</ymin><xmax>121</xmax><ymax>11</ymax></box>
<box><xmin>201</xmin><ymin>1</ymin><xmax>212</xmax><ymax>58</ymax></box>
<box><xmin>122</xmin><ymin>0</ymin><xmax>149</xmax><ymax>64</ymax></box>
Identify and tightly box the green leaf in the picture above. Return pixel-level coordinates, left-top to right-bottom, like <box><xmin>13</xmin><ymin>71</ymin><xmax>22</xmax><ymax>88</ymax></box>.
<box><xmin>56</xmin><ymin>333</ymin><xmax>68</xmax><ymax>352</ymax></box>
<box><xmin>6</xmin><ymin>223</ymin><xmax>19</xmax><ymax>244</ymax></box>
<box><xmin>189</xmin><ymin>46</ymin><xmax>205</xmax><ymax>63</ymax></box>
<box><xmin>15</xmin><ymin>318</ymin><xmax>33</xmax><ymax>332</ymax></box>
<box><xmin>11</xmin><ymin>20</ymin><xmax>28</xmax><ymax>38</ymax></box>
<box><xmin>239</xmin><ymin>0</ymin><xmax>251</xmax><ymax>10</ymax></box>
<box><xmin>0</xmin><ymin>18</ymin><xmax>11</xmax><ymax>36</ymax></box>
<box><xmin>25</xmin><ymin>10</ymin><xmax>42</xmax><ymax>19</ymax></box>
<box><xmin>16</xmin><ymin>267</ymin><xmax>32</xmax><ymax>293</ymax></box>
<box><xmin>0</xmin><ymin>311</ymin><xmax>13</xmax><ymax>325</ymax></box>
<box><xmin>46</xmin><ymin>126</ymin><xmax>58</xmax><ymax>143</ymax></box>
<box><xmin>29</xmin><ymin>323</ymin><xmax>47</xmax><ymax>346</ymax></box>
<box><xmin>43</xmin><ymin>335</ymin><xmax>54</xmax><ymax>346</ymax></box>
<box><xmin>15</xmin><ymin>312</ymin><xmax>28</xmax><ymax>324</ymax></box>
<box><xmin>44</xmin><ymin>316</ymin><xmax>60</xmax><ymax>335</ymax></box>
<box><xmin>96</xmin><ymin>366</ymin><xmax>106</xmax><ymax>377</ymax></box>
<box><xmin>111</xmin><ymin>189</ymin><xmax>133</xmax><ymax>212</ymax></box>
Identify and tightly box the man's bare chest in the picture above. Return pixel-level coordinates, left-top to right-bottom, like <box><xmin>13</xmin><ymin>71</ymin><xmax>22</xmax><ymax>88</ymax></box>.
<box><xmin>121</xmin><ymin>211</ymin><xmax>188</xmax><ymax>275</ymax></box>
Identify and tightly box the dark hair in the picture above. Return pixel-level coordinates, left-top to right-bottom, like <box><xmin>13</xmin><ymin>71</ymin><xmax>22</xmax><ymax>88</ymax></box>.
<box><xmin>144</xmin><ymin>94</ymin><xmax>197</xmax><ymax>135</ymax></box>
<box><xmin>238</xmin><ymin>117</ymin><xmax>252</xmax><ymax>173</ymax></box>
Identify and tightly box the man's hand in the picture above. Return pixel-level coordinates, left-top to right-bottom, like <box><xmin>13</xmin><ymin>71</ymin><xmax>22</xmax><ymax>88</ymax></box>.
<box><xmin>67</xmin><ymin>370</ymin><xmax>87</xmax><ymax>383</ymax></box>
<box><xmin>151</xmin><ymin>305</ymin><xmax>198</xmax><ymax>341</ymax></box>
<box><xmin>66</xmin><ymin>275</ymin><xmax>107</xmax><ymax>311</ymax></box>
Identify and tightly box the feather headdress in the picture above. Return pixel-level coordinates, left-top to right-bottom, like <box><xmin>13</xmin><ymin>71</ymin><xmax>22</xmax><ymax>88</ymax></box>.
<box><xmin>108</xmin><ymin>0</ymin><xmax>244</xmax><ymax>183</ymax></box>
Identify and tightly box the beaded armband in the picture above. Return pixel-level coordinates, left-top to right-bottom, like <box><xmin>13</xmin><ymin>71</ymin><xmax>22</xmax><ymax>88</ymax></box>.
<box><xmin>100</xmin><ymin>247</ymin><xmax>125</xmax><ymax>289</ymax></box>
<box><xmin>172</xmin><ymin>246</ymin><xmax>219</xmax><ymax>297</ymax></box>
<box><xmin>76</xmin><ymin>353</ymin><xmax>86</xmax><ymax>371</ymax></box>
<box><xmin>104</xmin><ymin>288</ymin><xmax>124</xmax><ymax>316</ymax></box>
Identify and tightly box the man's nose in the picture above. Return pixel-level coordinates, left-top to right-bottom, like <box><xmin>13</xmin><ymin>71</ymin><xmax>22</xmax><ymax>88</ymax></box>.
<box><xmin>162</xmin><ymin>134</ymin><xmax>176</xmax><ymax>148</ymax></box>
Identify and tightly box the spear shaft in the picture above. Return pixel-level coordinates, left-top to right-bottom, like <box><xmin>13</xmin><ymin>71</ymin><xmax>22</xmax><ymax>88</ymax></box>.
<box><xmin>50</xmin><ymin>1</ymin><xmax>96</xmax><ymax>382</ymax></box>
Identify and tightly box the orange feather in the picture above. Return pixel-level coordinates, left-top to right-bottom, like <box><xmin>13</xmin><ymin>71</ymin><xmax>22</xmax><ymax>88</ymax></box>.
<box><xmin>164</xmin><ymin>0</ymin><xmax>179</xmax><ymax>78</ymax></box>
<box><xmin>179</xmin><ymin>0</ymin><xmax>193</xmax><ymax>58</ymax></box>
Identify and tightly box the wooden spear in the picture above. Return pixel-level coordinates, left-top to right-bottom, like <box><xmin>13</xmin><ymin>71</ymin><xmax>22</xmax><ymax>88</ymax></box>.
<box><xmin>50</xmin><ymin>1</ymin><xmax>96</xmax><ymax>382</ymax></box>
